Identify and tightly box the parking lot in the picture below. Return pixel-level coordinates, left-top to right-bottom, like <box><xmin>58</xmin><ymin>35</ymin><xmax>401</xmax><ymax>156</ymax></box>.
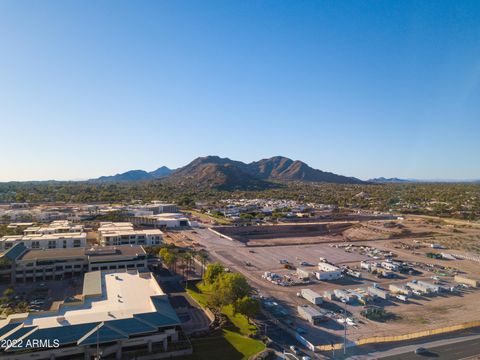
<box><xmin>0</xmin><ymin>278</ymin><xmax>82</xmax><ymax>316</ymax></box>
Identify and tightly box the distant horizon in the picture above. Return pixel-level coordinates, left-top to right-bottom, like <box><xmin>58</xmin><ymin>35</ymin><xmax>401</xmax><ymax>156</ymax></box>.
<box><xmin>0</xmin><ymin>154</ymin><xmax>479</xmax><ymax>183</ymax></box>
<box><xmin>1</xmin><ymin>1</ymin><xmax>479</xmax><ymax>181</ymax></box>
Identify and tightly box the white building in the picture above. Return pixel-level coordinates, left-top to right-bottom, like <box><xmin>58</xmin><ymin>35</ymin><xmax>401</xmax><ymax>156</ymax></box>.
<box><xmin>23</xmin><ymin>220</ymin><xmax>84</xmax><ymax>235</ymax></box>
<box><xmin>98</xmin><ymin>222</ymin><xmax>163</xmax><ymax>246</ymax></box>
<box><xmin>131</xmin><ymin>213</ymin><xmax>193</xmax><ymax>229</ymax></box>
<box><xmin>316</xmin><ymin>262</ymin><xmax>342</xmax><ymax>280</ymax></box>
<box><xmin>301</xmin><ymin>289</ymin><xmax>323</xmax><ymax>305</ymax></box>
<box><xmin>0</xmin><ymin>270</ymin><xmax>187</xmax><ymax>360</ymax></box>
<box><xmin>0</xmin><ymin>221</ymin><xmax>86</xmax><ymax>251</ymax></box>
<box><xmin>127</xmin><ymin>202</ymin><xmax>179</xmax><ymax>216</ymax></box>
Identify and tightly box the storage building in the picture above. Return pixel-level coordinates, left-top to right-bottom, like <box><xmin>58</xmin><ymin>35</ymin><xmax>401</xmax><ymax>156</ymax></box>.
<box><xmin>454</xmin><ymin>275</ymin><xmax>479</xmax><ymax>288</ymax></box>
<box><xmin>297</xmin><ymin>305</ymin><xmax>328</xmax><ymax>325</ymax></box>
<box><xmin>389</xmin><ymin>284</ymin><xmax>412</xmax><ymax>296</ymax></box>
<box><xmin>301</xmin><ymin>289</ymin><xmax>323</xmax><ymax>305</ymax></box>
<box><xmin>368</xmin><ymin>286</ymin><xmax>390</xmax><ymax>300</ymax></box>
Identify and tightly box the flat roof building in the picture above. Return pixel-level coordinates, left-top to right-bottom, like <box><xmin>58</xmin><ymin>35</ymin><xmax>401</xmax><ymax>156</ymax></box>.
<box><xmin>0</xmin><ymin>244</ymin><xmax>148</xmax><ymax>284</ymax></box>
<box><xmin>0</xmin><ymin>233</ymin><xmax>86</xmax><ymax>251</ymax></box>
<box><xmin>23</xmin><ymin>220</ymin><xmax>84</xmax><ymax>235</ymax></box>
<box><xmin>131</xmin><ymin>213</ymin><xmax>192</xmax><ymax>229</ymax></box>
<box><xmin>98</xmin><ymin>222</ymin><xmax>163</xmax><ymax>247</ymax></box>
<box><xmin>0</xmin><ymin>221</ymin><xmax>86</xmax><ymax>251</ymax></box>
<box><xmin>297</xmin><ymin>305</ymin><xmax>328</xmax><ymax>325</ymax></box>
<box><xmin>316</xmin><ymin>262</ymin><xmax>342</xmax><ymax>281</ymax></box>
<box><xmin>0</xmin><ymin>270</ymin><xmax>188</xmax><ymax>360</ymax></box>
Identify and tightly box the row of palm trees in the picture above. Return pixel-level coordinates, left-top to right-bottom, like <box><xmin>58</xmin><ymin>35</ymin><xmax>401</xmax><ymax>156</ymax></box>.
<box><xmin>158</xmin><ymin>246</ymin><xmax>209</xmax><ymax>286</ymax></box>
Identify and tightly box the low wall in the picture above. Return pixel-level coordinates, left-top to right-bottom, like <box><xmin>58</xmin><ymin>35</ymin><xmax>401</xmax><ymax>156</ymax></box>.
<box><xmin>316</xmin><ymin>320</ymin><xmax>480</xmax><ymax>351</ymax></box>
<box><xmin>208</xmin><ymin>228</ymin><xmax>234</xmax><ymax>241</ymax></box>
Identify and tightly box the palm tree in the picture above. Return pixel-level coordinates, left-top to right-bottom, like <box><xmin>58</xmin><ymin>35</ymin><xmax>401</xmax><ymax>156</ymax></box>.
<box><xmin>183</xmin><ymin>251</ymin><xmax>193</xmax><ymax>288</ymax></box>
<box><xmin>197</xmin><ymin>249</ymin><xmax>209</xmax><ymax>278</ymax></box>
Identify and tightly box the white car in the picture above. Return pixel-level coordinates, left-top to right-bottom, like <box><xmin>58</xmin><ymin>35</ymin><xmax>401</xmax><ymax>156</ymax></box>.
<box><xmin>289</xmin><ymin>345</ymin><xmax>300</xmax><ymax>354</ymax></box>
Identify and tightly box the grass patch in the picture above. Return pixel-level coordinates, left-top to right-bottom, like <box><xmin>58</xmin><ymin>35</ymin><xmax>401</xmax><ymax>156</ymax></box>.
<box><xmin>223</xmin><ymin>329</ymin><xmax>265</xmax><ymax>358</ymax></box>
<box><xmin>186</xmin><ymin>282</ymin><xmax>210</xmax><ymax>307</ymax></box>
<box><xmin>184</xmin><ymin>282</ymin><xmax>264</xmax><ymax>359</ymax></box>
<box><xmin>186</xmin><ymin>282</ymin><xmax>257</xmax><ymax>336</ymax></box>
<box><xmin>178</xmin><ymin>330</ymin><xmax>265</xmax><ymax>360</ymax></box>
<box><xmin>223</xmin><ymin>304</ymin><xmax>257</xmax><ymax>336</ymax></box>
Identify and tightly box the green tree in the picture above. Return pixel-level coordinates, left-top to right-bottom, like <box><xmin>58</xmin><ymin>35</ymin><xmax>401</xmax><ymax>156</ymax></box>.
<box><xmin>203</xmin><ymin>262</ymin><xmax>224</xmax><ymax>285</ymax></box>
<box><xmin>159</xmin><ymin>248</ymin><xmax>175</xmax><ymax>270</ymax></box>
<box><xmin>234</xmin><ymin>296</ymin><xmax>260</xmax><ymax>324</ymax></box>
<box><xmin>3</xmin><ymin>288</ymin><xmax>14</xmax><ymax>298</ymax></box>
<box><xmin>214</xmin><ymin>272</ymin><xmax>251</xmax><ymax>306</ymax></box>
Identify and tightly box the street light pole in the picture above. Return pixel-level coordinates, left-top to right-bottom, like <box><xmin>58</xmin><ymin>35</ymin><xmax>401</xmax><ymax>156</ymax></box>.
<box><xmin>343</xmin><ymin>301</ymin><xmax>347</xmax><ymax>357</ymax></box>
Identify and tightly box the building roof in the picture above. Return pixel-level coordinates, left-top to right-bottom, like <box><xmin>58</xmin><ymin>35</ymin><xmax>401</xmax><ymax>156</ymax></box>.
<box><xmin>98</xmin><ymin>222</ymin><xmax>163</xmax><ymax>237</ymax></box>
<box><xmin>77</xmin><ymin>323</ymin><xmax>128</xmax><ymax>345</ymax></box>
<box><xmin>1</xmin><ymin>232</ymin><xmax>86</xmax><ymax>243</ymax></box>
<box><xmin>18</xmin><ymin>247</ymin><xmax>85</xmax><ymax>261</ymax></box>
<box><xmin>17</xmin><ymin>245</ymin><xmax>145</xmax><ymax>262</ymax></box>
<box><xmin>83</xmin><ymin>271</ymin><xmax>102</xmax><ymax>298</ymax></box>
<box><xmin>0</xmin><ymin>243</ymin><xmax>28</xmax><ymax>262</ymax></box>
<box><xmin>0</xmin><ymin>271</ymin><xmax>179</xmax><ymax>351</ymax></box>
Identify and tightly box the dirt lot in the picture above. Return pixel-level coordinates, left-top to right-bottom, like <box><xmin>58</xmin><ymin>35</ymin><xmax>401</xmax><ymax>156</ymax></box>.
<box><xmin>187</xmin><ymin>217</ymin><xmax>480</xmax><ymax>346</ymax></box>
<box><xmin>213</xmin><ymin>222</ymin><xmax>354</xmax><ymax>246</ymax></box>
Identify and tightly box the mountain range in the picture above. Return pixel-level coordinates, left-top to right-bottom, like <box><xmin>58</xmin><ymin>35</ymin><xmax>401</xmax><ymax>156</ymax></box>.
<box><xmin>368</xmin><ymin>177</ymin><xmax>480</xmax><ymax>184</ymax></box>
<box><xmin>90</xmin><ymin>156</ymin><xmax>364</xmax><ymax>189</ymax></box>
<box><xmin>91</xmin><ymin>166</ymin><xmax>173</xmax><ymax>182</ymax></box>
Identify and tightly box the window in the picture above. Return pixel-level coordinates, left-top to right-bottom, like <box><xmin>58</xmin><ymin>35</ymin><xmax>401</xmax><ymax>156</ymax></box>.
<box><xmin>73</xmin><ymin>239</ymin><xmax>81</xmax><ymax>247</ymax></box>
<box><xmin>48</xmin><ymin>240</ymin><xmax>56</xmax><ymax>249</ymax></box>
<box><xmin>31</xmin><ymin>241</ymin><xmax>40</xmax><ymax>249</ymax></box>
<box><xmin>63</xmin><ymin>240</ymin><xmax>67</xmax><ymax>248</ymax></box>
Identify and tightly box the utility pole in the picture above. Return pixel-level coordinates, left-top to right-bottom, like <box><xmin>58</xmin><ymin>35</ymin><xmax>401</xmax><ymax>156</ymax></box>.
<box><xmin>343</xmin><ymin>301</ymin><xmax>347</xmax><ymax>357</ymax></box>
<box><xmin>93</xmin><ymin>322</ymin><xmax>104</xmax><ymax>360</ymax></box>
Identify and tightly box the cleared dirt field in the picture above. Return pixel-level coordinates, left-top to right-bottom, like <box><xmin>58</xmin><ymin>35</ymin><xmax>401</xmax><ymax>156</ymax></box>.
<box><xmin>188</xmin><ymin>215</ymin><xmax>480</xmax><ymax>347</ymax></box>
<box><xmin>213</xmin><ymin>222</ymin><xmax>354</xmax><ymax>246</ymax></box>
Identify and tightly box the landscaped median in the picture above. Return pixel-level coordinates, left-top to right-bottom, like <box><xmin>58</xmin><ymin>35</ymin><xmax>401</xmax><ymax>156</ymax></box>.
<box><xmin>185</xmin><ymin>281</ymin><xmax>266</xmax><ymax>360</ymax></box>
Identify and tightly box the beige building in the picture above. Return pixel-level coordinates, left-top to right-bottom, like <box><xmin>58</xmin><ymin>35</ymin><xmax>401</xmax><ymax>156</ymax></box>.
<box><xmin>454</xmin><ymin>275</ymin><xmax>479</xmax><ymax>287</ymax></box>
<box><xmin>97</xmin><ymin>222</ymin><xmax>163</xmax><ymax>246</ymax></box>
<box><xmin>0</xmin><ymin>220</ymin><xmax>86</xmax><ymax>251</ymax></box>
<box><xmin>0</xmin><ymin>243</ymin><xmax>148</xmax><ymax>284</ymax></box>
<box><xmin>0</xmin><ymin>270</ymin><xmax>189</xmax><ymax>360</ymax></box>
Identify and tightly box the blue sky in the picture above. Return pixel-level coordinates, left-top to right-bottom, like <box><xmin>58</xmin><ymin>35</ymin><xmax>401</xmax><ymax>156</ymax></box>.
<box><xmin>1</xmin><ymin>1</ymin><xmax>479</xmax><ymax>181</ymax></box>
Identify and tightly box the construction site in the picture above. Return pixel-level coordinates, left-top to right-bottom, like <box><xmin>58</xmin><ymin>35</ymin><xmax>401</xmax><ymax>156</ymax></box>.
<box><xmin>188</xmin><ymin>215</ymin><xmax>480</xmax><ymax>351</ymax></box>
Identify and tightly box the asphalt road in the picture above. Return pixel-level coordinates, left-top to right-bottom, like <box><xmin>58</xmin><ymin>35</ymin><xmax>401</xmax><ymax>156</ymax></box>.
<box><xmin>380</xmin><ymin>337</ymin><xmax>480</xmax><ymax>360</ymax></box>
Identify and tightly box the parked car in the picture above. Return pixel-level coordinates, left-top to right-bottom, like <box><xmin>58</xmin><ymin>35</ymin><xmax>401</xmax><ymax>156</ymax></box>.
<box><xmin>414</xmin><ymin>347</ymin><xmax>428</xmax><ymax>355</ymax></box>
<box><xmin>289</xmin><ymin>345</ymin><xmax>300</xmax><ymax>354</ymax></box>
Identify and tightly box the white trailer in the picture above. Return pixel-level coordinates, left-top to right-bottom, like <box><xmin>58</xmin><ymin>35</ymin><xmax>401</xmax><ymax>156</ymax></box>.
<box><xmin>300</xmin><ymin>288</ymin><xmax>323</xmax><ymax>305</ymax></box>
<box><xmin>389</xmin><ymin>284</ymin><xmax>412</xmax><ymax>296</ymax></box>
<box><xmin>315</xmin><ymin>270</ymin><xmax>342</xmax><ymax>281</ymax></box>
<box><xmin>368</xmin><ymin>286</ymin><xmax>390</xmax><ymax>300</ymax></box>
